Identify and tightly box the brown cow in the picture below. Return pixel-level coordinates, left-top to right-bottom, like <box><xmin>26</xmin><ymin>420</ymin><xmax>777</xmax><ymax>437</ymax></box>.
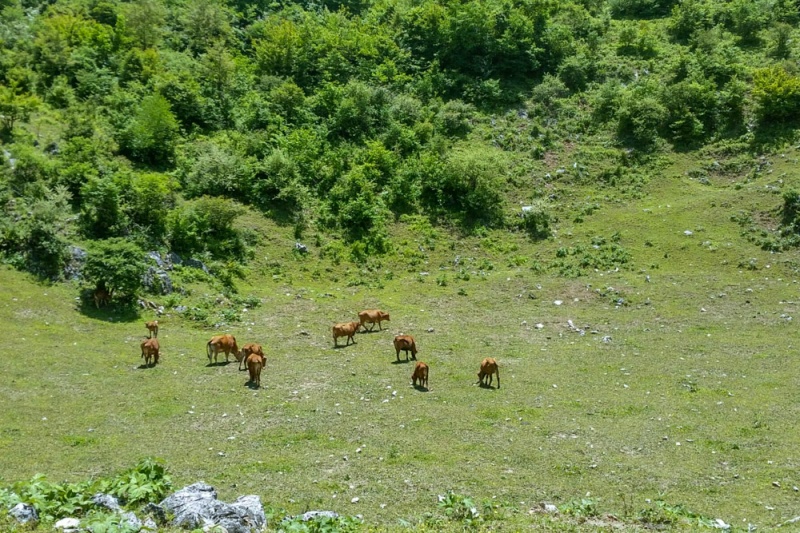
<box><xmin>358</xmin><ymin>309</ymin><xmax>390</xmax><ymax>332</ymax></box>
<box><xmin>411</xmin><ymin>361</ymin><xmax>429</xmax><ymax>389</ymax></box>
<box><xmin>140</xmin><ymin>338</ymin><xmax>160</xmax><ymax>367</ymax></box>
<box><xmin>207</xmin><ymin>334</ymin><xmax>239</xmax><ymax>365</ymax></box>
<box><xmin>477</xmin><ymin>357</ymin><xmax>500</xmax><ymax>389</ymax></box>
<box><xmin>238</xmin><ymin>343</ymin><xmax>264</xmax><ymax>371</ymax></box>
<box><xmin>246</xmin><ymin>352</ymin><xmax>263</xmax><ymax>388</ymax></box>
<box><xmin>332</xmin><ymin>321</ymin><xmax>360</xmax><ymax>347</ymax></box>
<box><xmin>393</xmin><ymin>334</ymin><xmax>417</xmax><ymax>362</ymax></box>
<box><xmin>145</xmin><ymin>320</ymin><xmax>159</xmax><ymax>338</ymax></box>
<box><xmin>93</xmin><ymin>286</ymin><xmax>111</xmax><ymax>308</ymax></box>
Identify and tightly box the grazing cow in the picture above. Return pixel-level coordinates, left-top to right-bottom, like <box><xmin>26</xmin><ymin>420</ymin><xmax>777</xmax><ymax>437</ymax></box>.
<box><xmin>246</xmin><ymin>352</ymin><xmax>263</xmax><ymax>388</ymax></box>
<box><xmin>207</xmin><ymin>334</ymin><xmax>239</xmax><ymax>364</ymax></box>
<box><xmin>358</xmin><ymin>309</ymin><xmax>390</xmax><ymax>332</ymax></box>
<box><xmin>238</xmin><ymin>343</ymin><xmax>264</xmax><ymax>371</ymax></box>
<box><xmin>477</xmin><ymin>357</ymin><xmax>500</xmax><ymax>388</ymax></box>
<box><xmin>393</xmin><ymin>335</ymin><xmax>418</xmax><ymax>362</ymax></box>
<box><xmin>140</xmin><ymin>338</ymin><xmax>160</xmax><ymax>366</ymax></box>
<box><xmin>411</xmin><ymin>361</ymin><xmax>429</xmax><ymax>389</ymax></box>
<box><xmin>93</xmin><ymin>286</ymin><xmax>111</xmax><ymax>308</ymax></box>
<box><xmin>332</xmin><ymin>321</ymin><xmax>360</xmax><ymax>347</ymax></box>
<box><xmin>145</xmin><ymin>320</ymin><xmax>159</xmax><ymax>338</ymax></box>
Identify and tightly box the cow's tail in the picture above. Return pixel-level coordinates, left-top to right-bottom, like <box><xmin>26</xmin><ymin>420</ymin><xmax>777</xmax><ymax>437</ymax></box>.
<box><xmin>495</xmin><ymin>366</ymin><xmax>500</xmax><ymax>389</ymax></box>
<box><xmin>206</xmin><ymin>340</ymin><xmax>213</xmax><ymax>362</ymax></box>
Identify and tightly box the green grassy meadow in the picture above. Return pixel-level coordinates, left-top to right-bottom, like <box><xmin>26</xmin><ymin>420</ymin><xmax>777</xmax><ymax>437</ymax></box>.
<box><xmin>2</xmin><ymin>148</ymin><xmax>800</xmax><ymax>531</ymax></box>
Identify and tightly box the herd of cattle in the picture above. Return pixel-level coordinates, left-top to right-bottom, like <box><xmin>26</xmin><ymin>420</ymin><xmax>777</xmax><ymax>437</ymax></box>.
<box><xmin>138</xmin><ymin>309</ymin><xmax>500</xmax><ymax>390</ymax></box>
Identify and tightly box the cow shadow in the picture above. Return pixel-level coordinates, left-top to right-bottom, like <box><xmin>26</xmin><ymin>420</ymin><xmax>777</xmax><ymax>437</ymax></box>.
<box><xmin>245</xmin><ymin>381</ymin><xmax>260</xmax><ymax>390</ymax></box>
<box><xmin>412</xmin><ymin>384</ymin><xmax>429</xmax><ymax>392</ymax></box>
<box><xmin>138</xmin><ymin>362</ymin><xmax>158</xmax><ymax>370</ymax></box>
<box><xmin>391</xmin><ymin>359</ymin><xmax>413</xmax><ymax>365</ymax></box>
<box><xmin>206</xmin><ymin>361</ymin><xmax>232</xmax><ymax>368</ymax></box>
<box><xmin>332</xmin><ymin>344</ymin><xmax>355</xmax><ymax>350</ymax></box>
<box><xmin>478</xmin><ymin>382</ymin><xmax>499</xmax><ymax>390</ymax></box>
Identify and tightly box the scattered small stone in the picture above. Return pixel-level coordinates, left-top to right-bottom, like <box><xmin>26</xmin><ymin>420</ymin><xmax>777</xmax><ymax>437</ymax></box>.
<box><xmin>536</xmin><ymin>323</ymin><xmax>544</xmax><ymax>329</ymax></box>
<box><xmin>427</xmin><ymin>328</ymin><xmax>434</xmax><ymax>333</ymax></box>
<box><xmin>54</xmin><ymin>517</ymin><xmax>81</xmax><ymax>531</ymax></box>
<box><xmin>712</xmin><ymin>518</ymin><xmax>730</xmax><ymax>529</ymax></box>
<box><xmin>772</xmin><ymin>481</ymin><xmax>781</xmax><ymax>488</ymax></box>
<box><xmin>684</xmin><ymin>230</ymin><xmax>693</xmax><ymax>236</ymax></box>
<box><xmin>351</xmin><ymin>497</ymin><xmax>359</xmax><ymax>503</ymax></box>
<box><xmin>554</xmin><ymin>300</ymin><xmax>563</xmax><ymax>306</ymax></box>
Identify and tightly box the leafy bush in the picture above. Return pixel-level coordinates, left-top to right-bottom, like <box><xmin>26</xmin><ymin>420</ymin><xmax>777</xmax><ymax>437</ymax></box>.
<box><xmin>167</xmin><ymin>196</ymin><xmax>246</xmax><ymax>259</ymax></box>
<box><xmin>0</xmin><ymin>186</ymin><xmax>71</xmax><ymax>279</ymax></box>
<box><xmin>84</xmin><ymin>238</ymin><xmax>147</xmax><ymax>299</ymax></box>
<box><xmin>610</xmin><ymin>0</ymin><xmax>678</xmax><ymax>19</ymax></box>
<box><xmin>96</xmin><ymin>458</ymin><xmax>172</xmax><ymax>506</ymax></box>
<box><xmin>0</xmin><ymin>459</ymin><xmax>170</xmax><ymax>524</ymax></box>
<box><xmin>437</xmin><ymin>491</ymin><xmax>482</xmax><ymax>527</ymax></box>
<box><xmin>79</xmin><ymin>176</ymin><xmax>126</xmax><ymax>238</ymax></box>
<box><xmin>420</xmin><ymin>144</ymin><xmax>506</xmax><ymax>228</ymax></box>
<box><xmin>520</xmin><ymin>201</ymin><xmax>551</xmax><ymax>240</ymax></box>
<box><xmin>277</xmin><ymin>512</ymin><xmax>363</xmax><ymax>532</ymax></box>
<box><xmin>616</xmin><ymin>86</ymin><xmax>667</xmax><ymax>149</ymax></box>
<box><xmin>752</xmin><ymin>66</ymin><xmax>800</xmax><ymax>123</ymax></box>
<box><xmin>122</xmin><ymin>94</ymin><xmax>180</xmax><ymax>165</ymax></box>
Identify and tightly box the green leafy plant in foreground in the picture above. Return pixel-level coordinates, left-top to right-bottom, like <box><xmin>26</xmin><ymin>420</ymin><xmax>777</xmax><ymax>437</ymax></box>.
<box><xmin>96</xmin><ymin>457</ymin><xmax>172</xmax><ymax>506</ymax></box>
<box><xmin>0</xmin><ymin>458</ymin><xmax>170</xmax><ymax>523</ymax></box>
<box><xmin>277</xmin><ymin>513</ymin><xmax>363</xmax><ymax>532</ymax></box>
<box><xmin>437</xmin><ymin>491</ymin><xmax>482</xmax><ymax>528</ymax></box>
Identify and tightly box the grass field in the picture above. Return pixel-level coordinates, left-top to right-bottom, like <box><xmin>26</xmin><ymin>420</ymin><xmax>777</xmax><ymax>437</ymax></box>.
<box><xmin>2</xmin><ymin>147</ymin><xmax>800</xmax><ymax>531</ymax></box>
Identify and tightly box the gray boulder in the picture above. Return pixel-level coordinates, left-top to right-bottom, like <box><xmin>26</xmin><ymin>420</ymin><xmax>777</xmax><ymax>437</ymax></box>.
<box><xmin>9</xmin><ymin>502</ymin><xmax>38</xmax><ymax>524</ymax></box>
<box><xmin>91</xmin><ymin>493</ymin><xmax>121</xmax><ymax>512</ymax></box>
<box><xmin>168</xmin><ymin>252</ymin><xmax>183</xmax><ymax>266</ymax></box>
<box><xmin>63</xmin><ymin>246</ymin><xmax>88</xmax><ymax>281</ymax></box>
<box><xmin>159</xmin><ymin>483</ymin><xmax>264</xmax><ymax>533</ymax></box>
<box><xmin>147</xmin><ymin>251</ymin><xmax>166</xmax><ymax>269</ymax></box>
<box><xmin>142</xmin><ymin>266</ymin><xmax>173</xmax><ymax>294</ymax></box>
<box><xmin>300</xmin><ymin>510</ymin><xmax>339</xmax><ymax>521</ymax></box>
<box><xmin>185</xmin><ymin>258</ymin><xmax>210</xmax><ymax>274</ymax></box>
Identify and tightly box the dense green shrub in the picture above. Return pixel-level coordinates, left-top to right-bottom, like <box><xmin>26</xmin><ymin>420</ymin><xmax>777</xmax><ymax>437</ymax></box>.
<box><xmin>0</xmin><ymin>185</ymin><xmax>71</xmax><ymax>279</ymax></box>
<box><xmin>176</xmin><ymin>137</ymin><xmax>253</xmax><ymax>199</ymax></box>
<box><xmin>167</xmin><ymin>196</ymin><xmax>246</xmax><ymax>259</ymax></box>
<box><xmin>610</xmin><ymin>0</ymin><xmax>678</xmax><ymax>19</ymax></box>
<box><xmin>420</xmin><ymin>144</ymin><xmax>506</xmax><ymax>228</ymax></box>
<box><xmin>121</xmin><ymin>94</ymin><xmax>180</xmax><ymax>165</ymax></box>
<box><xmin>79</xmin><ymin>176</ymin><xmax>126</xmax><ymax>238</ymax></box>
<box><xmin>616</xmin><ymin>85</ymin><xmax>668</xmax><ymax>148</ymax></box>
<box><xmin>752</xmin><ymin>66</ymin><xmax>800</xmax><ymax>123</ymax></box>
<box><xmin>123</xmin><ymin>172</ymin><xmax>176</xmax><ymax>240</ymax></box>
<box><xmin>84</xmin><ymin>238</ymin><xmax>147</xmax><ymax>299</ymax></box>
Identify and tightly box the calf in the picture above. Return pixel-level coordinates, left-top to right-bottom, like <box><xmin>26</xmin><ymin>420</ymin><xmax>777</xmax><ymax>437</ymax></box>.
<box><xmin>477</xmin><ymin>357</ymin><xmax>499</xmax><ymax>388</ymax></box>
<box><xmin>140</xmin><ymin>338</ymin><xmax>160</xmax><ymax>367</ymax></box>
<box><xmin>145</xmin><ymin>320</ymin><xmax>159</xmax><ymax>338</ymax></box>
<box><xmin>246</xmin><ymin>352</ymin><xmax>263</xmax><ymax>388</ymax></box>
<box><xmin>332</xmin><ymin>321</ymin><xmax>360</xmax><ymax>347</ymax></box>
<box><xmin>411</xmin><ymin>361</ymin><xmax>429</xmax><ymax>389</ymax></box>
<box><xmin>238</xmin><ymin>343</ymin><xmax>264</xmax><ymax>371</ymax></box>
<box><xmin>207</xmin><ymin>334</ymin><xmax>238</xmax><ymax>364</ymax></box>
<box><xmin>93</xmin><ymin>286</ymin><xmax>111</xmax><ymax>308</ymax></box>
<box><xmin>358</xmin><ymin>309</ymin><xmax>390</xmax><ymax>332</ymax></box>
<box><xmin>393</xmin><ymin>335</ymin><xmax>418</xmax><ymax>362</ymax></box>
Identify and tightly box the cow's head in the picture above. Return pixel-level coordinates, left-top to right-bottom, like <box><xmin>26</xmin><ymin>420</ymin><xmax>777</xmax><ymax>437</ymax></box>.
<box><xmin>381</xmin><ymin>312</ymin><xmax>390</xmax><ymax>321</ymax></box>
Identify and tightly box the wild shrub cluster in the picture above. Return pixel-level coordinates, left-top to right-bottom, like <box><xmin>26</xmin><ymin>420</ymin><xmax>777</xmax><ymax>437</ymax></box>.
<box><xmin>0</xmin><ymin>458</ymin><xmax>170</xmax><ymax>525</ymax></box>
<box><xmin>0</xmin><ymin>0</ymin><xmax>799</xmax><ymax>287</ymax></box>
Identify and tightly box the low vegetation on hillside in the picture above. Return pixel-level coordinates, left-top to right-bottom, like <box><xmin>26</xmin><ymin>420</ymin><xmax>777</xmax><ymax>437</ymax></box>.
<box><xmin>2</xmin><ymin>0</ymin><xmax>800</xmax><ymax>532</ymax></box>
